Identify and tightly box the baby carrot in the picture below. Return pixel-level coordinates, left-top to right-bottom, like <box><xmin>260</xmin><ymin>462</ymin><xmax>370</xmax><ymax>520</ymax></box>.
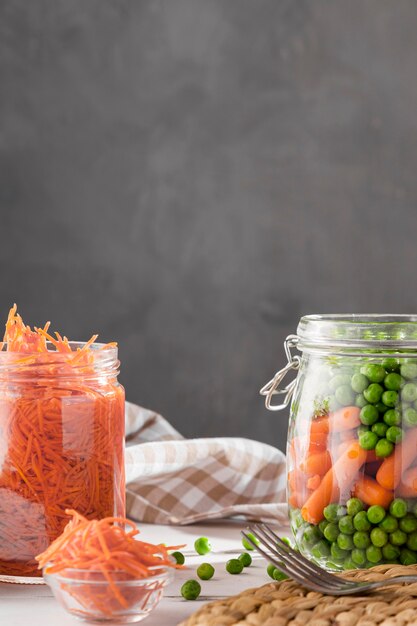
<box><xmin>329</xmin><ymin>406</ymin><xmax>361</xmax><ymax>432</ymax></box>
<box><xmin>397</xmin><ymin>467</ymin><xmax>417</xmax><ymax>498</ymax></box>
<box><xmin>353</xmin><ymin>475</ymin><xmax>393</xmax><ymax>508</ymax></box>
<box><xmin>301</xmin><ymin>441</ymin><xmax>367</xmax><ymax>524</ymax></box>
<box><xmin>300</xmin><ymin>451</ymin><xmax>331</xmax><ymax>476</ymax></box>
<box><xmin>310</xmin><ymin>417</ymin><xmax>329</xmax><ymax>435</ymax></box>
<box><xmin>376</xmin><ymin>427</ymin><xmax>417</xmax><ymax>490</ymax></box>
<box><xmin>306</xmin><ymin>474</ymin><xmax>321</xmax><ymax>490</ymax></box>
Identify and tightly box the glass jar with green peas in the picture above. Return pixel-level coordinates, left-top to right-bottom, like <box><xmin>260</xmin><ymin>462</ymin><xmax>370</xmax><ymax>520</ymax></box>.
<box><xmin>263</xmin><ymin>314</ymin><xmax>417</xmax><ymax>571</ymax></box>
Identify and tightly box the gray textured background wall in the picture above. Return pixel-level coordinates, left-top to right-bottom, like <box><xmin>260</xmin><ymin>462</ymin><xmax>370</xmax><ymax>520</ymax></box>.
<box><xmin>1</xmin><ymin>1</ymin><xmax>417</xmax><ymax>449</ymax></box>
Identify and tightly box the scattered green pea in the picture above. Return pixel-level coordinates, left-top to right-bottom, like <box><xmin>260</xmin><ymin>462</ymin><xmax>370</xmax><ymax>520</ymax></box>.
<box><xmin>390</xmin><ymin>499</ymin><xmax>408</xmax><ymax>518</ymax></box>
<box><xmin>226</xmin><ymin>558</ymin><xmax>244</xmax><ymax>575</ymax></box>
<box><xmin>238</xmin><ymin>552</ymin><xmax>252</xmax><ymax>567</ymax></box>
<box><xmin>367</xmin><ymin>505</ymin><xmax>386</xmax><ymax>524</ymax></box>
<box><xmin>194</xmin><ymin>537</ymin><xmax>212</xmax><ymax>555</ymax></box>
<box><xmin>273</xmin><ymin>568</ymin><xmax>289</xmax><ymax>581</ymax></box>
<box><xmin>375</xmin><ymin>438</ymin><xmax>394</xmax><ymax>458</ymax></box>
<box><xmin>267</xmin><ymin>563</ymin><xmax>277</xmax><ymax>579</ymax></box>
<box><xmin>181</xmin><ymin>579</ymin><xmax>201</xmax><ymax>600</ymax></box>
<box><xmin>197</xmin><ymin>563</ymin><xmax>215</xmax><ymax>580</ymax></box>
<box><xmin>171</xmin><ymin>551</ymin><xmax>185</xmax><ymax>565</ymax></box>
<box><xmin>241</xmin><ymin>533</ymin><xmax>259</xmax><ymax>551</ymax></box>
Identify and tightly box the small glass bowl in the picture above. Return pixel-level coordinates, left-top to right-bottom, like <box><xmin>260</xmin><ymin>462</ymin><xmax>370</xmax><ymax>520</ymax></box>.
<box><xmin>43</xmin><ymin>566</ymin><xmax>174</xmax><ymax>623</ymax></box>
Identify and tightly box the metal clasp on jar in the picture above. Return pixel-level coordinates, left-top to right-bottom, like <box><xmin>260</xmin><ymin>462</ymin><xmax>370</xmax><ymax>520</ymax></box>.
<box><xmin>260</xmin><ymin>335</ymin><xmax>300</xmax><ymax>410</ymax></box>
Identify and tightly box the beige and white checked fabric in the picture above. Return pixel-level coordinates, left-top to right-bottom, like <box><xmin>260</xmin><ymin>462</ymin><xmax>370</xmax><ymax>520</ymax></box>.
<box><xmin>125</xmin><ymin>402</ymin><xmax>288</xmax><ymax>525</ymax></box>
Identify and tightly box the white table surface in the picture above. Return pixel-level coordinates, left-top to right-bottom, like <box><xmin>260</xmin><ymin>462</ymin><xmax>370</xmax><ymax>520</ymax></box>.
<box><xmin>0</xmin><ymin>519</ymin><xmax>290</xmax><ymax>626</ymax></box>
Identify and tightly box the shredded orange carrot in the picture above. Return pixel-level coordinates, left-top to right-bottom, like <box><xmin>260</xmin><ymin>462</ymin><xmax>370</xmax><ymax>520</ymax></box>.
<box><xmin>36</xmin><ymin>510</ymin><xmax>184</xmax><ymax>616</ymax></box>
<box><xmin>0</xmin><ymin>306</ymin><xmax>125</xmax><ymax>577</ymax></box>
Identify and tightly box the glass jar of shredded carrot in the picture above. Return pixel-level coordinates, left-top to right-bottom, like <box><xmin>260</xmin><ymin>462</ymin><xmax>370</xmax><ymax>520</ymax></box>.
<box><xmin>261</xmin><ymin>315</ymin><xmax>417</xmax><ymax>571</ymax></box>
<box><xmin>0</xmin><ymin>306</ymin><xmax>125</xmax><ymax>579</ymax></box>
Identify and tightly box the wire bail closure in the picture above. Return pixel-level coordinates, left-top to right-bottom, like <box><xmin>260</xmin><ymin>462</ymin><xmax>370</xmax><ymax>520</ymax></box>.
<box><xmin>260</xmin><ymin>335</ymin><xmax>300</xmax><ymax>411</ymax></box>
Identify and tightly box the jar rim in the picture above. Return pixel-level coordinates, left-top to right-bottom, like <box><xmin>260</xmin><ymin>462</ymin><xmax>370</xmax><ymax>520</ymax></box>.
<box><xmin>297</xmin><ymin>314</ymin><xmax>417</xmax><ymax>353</ymax></box>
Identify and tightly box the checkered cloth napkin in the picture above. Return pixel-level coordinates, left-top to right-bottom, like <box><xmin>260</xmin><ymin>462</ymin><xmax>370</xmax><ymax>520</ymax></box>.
<box><xmin>125</xmin><ymin>402</ymin><xmax>288</xmax><ymax>525</ymax></box>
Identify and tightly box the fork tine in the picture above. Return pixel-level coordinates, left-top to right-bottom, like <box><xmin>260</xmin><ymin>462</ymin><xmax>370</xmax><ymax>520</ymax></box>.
<box><xmin>240</xmin><ymin>531</ymin><xmax>327</xmax><ymax>593</ymax></box>
<box><xmin>249</xmin><ymin>525</ymin><xmax>352</xmax><ymax>591</ymax></box>
<box><xmin>254</xmin><ymin>523</ymin><xmax>351</xmax><ymax>589</ymax></box>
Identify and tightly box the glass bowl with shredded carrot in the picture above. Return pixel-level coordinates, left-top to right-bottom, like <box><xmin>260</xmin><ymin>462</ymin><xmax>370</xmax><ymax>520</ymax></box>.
<box><xmin>37</xmin><ymin>510</ymin><xmax>185</xmax><ymax>623</ymax></box>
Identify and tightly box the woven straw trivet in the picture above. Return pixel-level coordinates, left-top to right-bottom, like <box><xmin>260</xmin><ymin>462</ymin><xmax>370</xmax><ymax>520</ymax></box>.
<box><xmin>178</xmin><ymin>564</ymin><xmax>417</xmax><ymax>626</ymax></box>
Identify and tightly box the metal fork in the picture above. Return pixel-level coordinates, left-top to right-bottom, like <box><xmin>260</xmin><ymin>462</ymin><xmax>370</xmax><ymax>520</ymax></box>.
<box><xmin>242</xmin><ymin>523</ymin><xmax>417</xmax><ymax>596</ymax></box>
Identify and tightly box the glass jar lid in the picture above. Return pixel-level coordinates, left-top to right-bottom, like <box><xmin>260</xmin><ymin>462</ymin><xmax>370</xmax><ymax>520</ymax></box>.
<box><xmin>297</xmin><ymin>314</ymin><xmax>417</xmax><ymax>354</ymax></box>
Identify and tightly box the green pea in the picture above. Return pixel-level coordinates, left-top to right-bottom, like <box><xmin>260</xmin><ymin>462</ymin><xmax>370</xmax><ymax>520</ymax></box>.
<box><xmin>363</xmin><ymin>383</ymin><xmax>384</xmax><ymax>404</ymax></box>
<box><xmin>382</xmin><ymin>543</ymin><xmax>400</xmax><ymax>560</ymax></box>
<box><xmin>181</xmin><ymin>579</ymin><xmax>201</xmax><ymax>600</ymax></box>
<box><xmin>319</xmin><ymin>520</ymin><xmax>329</xmax><ymax>534</ymax></box>
<box><xmin>358</xmin><ymin>424</ymin><xmax>370</xmax><ymax>435</ymax></box>
<box><xmin>375</xmin><ymin>402</ymin><xmax>388</xmax><ymax>414</ymax></box>
<box><xmin>335</xmin><ymin>385</ymin><xmax>355</xmax><ymax>406</ymax></box>
<box><xmin>386</xmin><ymin>426</ymin><xmax>404</xmax><ymax>444</ymax></box>
<box><xmin>360</xmin><ymin>405</ymin><xmax>379</xmax><ymax>426</ymax></box>
<box><xmin>366</xmin><ymin>545</ymin><xmax>382</xmax><ymax>563</ymax></box>
<box><xmin>403</xmin><ymin>406</ymin><xmax>417</xmax><ymax>427</ymax></box>
<box><xmin>355</xmin><ymin>394</ymin><xmax>368</xmax><ymax>409</ymax></box>
<box><xmin>399</xmin><ymin>515</ymin><xmax>417</xmax><ymax>534</ymax></box>
<box><xmin>273</xmin><ymin>568</ymin><xmax>289</xmax><ymax>581</ymax></box>
<box><xmin>353</xmin><ymin>511</ymin><xmax>371</xmax><ymax>532</ymax></box>
<box><xmin>194</xmin><ymin>537</ymin><xmax>212</xmax><ymax>555</ymax></box>
<box><xmin>323</xmin><ymin>504</ymin><xmax>346</xmax><ymax>522</ymax></box>
<box><xmin>402</xmin><ymin>383</ymin><xmax>417</xmax><ymax>403</ymax></box>
<box><xmin>379</xmin><ymin>515</ymin><xmax>398</xmax><ymax>533</ymax></box>
<box><xmin>383</xmin><ymin>409</ymin><xmax>402</xmax><ymax>426</ymax></box>
<box><xmin>359</xmin><ymin>431</ymin><xmax>378</xmax><ymax>450</ymax></box>
<box><xmin>389</xmin><ymin>529</ymin><xmax>408</xmax><ymax>546</ymax></box>
<box><xmin>384</xmin><ymin>373</ymin><xmax>403</xmax><ymax>391</ymax></box>
<box><xmin>267</xmin><ymin>563</ymin><xmax>277</xmax><ymax>579</ymax></box>
<box><xmin>371</xmin><ymin>422</ymin><xmax>388</xmax><ymax>438</ymax></box>
<box><xmin>407</xmin><ymin>532</ymin><xmax>417</xmax><ymax>551</ymax></box>
<box><xmin>382</xmin><ymin>358</ymin><xmax>399</xmax><ymax>372</ymax></box>
<box><xmin>324</xmin><ymin>522</ymin><xmax>340</xmax><ymax>542</ymax></box>
<box><xmin>360</xmin><ymin>364</ymin><xmax>386</xmax><ymax>383</ymax></box>
<box><xmin>338</xmin><ymin>516</ymin><xmax>354</xmax><ymax>535</ymax></box>
<box><xmin>401</xmin><ymin>363</ymin><xmax>417</xmax><ymax>380</ymax></box>
<box><xmin>400</xmin><ymin>548</ymin><xmax>417</xmax><ymax>565</ymax></box>
<box><xmin>241</xmin><ymin>533</ymin><xmax>259</xmax><ymax>551</ymax></box>
<box><xmin>226</xmin><ymin>558</ymin><xmax>244</xmax><ymax>575</ymax></box>
<box><xmin>389</xmin><ymin>498</ymin><xmax>408</xmax><ymax>518</ymax></box>
<box><xmin>346</xmin><ymin>498</ymin><xmax>364</xmax><ymax>517</ymax></box>
<box><xmin>353</xmin><ymin>531</ymin><xmax>371</xmax><ymax>549</ymax></box>
<box><xmin>351</xmin><ymin>548</ymin><xmax>366</xmax><ymax>566</ymax></box>
<box><xmin>301</xmin><ymin>525</ymin><xmax>322</xmax><ymax>545</ymax></box>
<box><xmin>381</xmin><ymin>390</ymin><xmax>398</xmax><ymax>408</ymax></box>
<box><xmin>370</xmin><ymin>528</ymin><xmax>388</xmax><ymax>548</ymax></box>
<box><xmin>375</xmin><ymin>438</ymin><xmax>394</xmax><ymax>458</ymax></box>
<box><xmin>331</xmin><ymin>542</ymin><xmax>349</xmax><ymax>561</ymax></box>
<box><xmin>367</xmin><ymin>505</ymin><xmax>386</xmax><ymax>524</ymax></box>
<box><xmin>238</xmin><ymin>552</ymin><xmax>252</xmax><ymax>567</ymax></box>
<box><xmin>343</xmin><ymin>557</ymin><xmax>358</xmax><ymax>570</ymax></box>
<box><xmin>329</xmin><ymin>374</ymin><xmax>352</xmax><ymax>391</ymax></box>
<box><xmin>311</xmin><ymin>539</ymin><xmax>331</xmax><ymax>559</ymax></box>
<box><xmin>197</xmin><ymin>563</ymin><xmax>215</xmax><ymax>580</ymax></box>
<box><xmin>351</xmin><ymin>373</ymin><xmax>369</xmax><ymax>393</ymax></box>
<box><xmin>171</xmin><ymin>551</ymin><xmax>185</xmax><ymax>565</ymax></box>
<box><xmin>337</xmin><ymin>533</ymin><xmax>354</xmax><ymax>551</ymax></box>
